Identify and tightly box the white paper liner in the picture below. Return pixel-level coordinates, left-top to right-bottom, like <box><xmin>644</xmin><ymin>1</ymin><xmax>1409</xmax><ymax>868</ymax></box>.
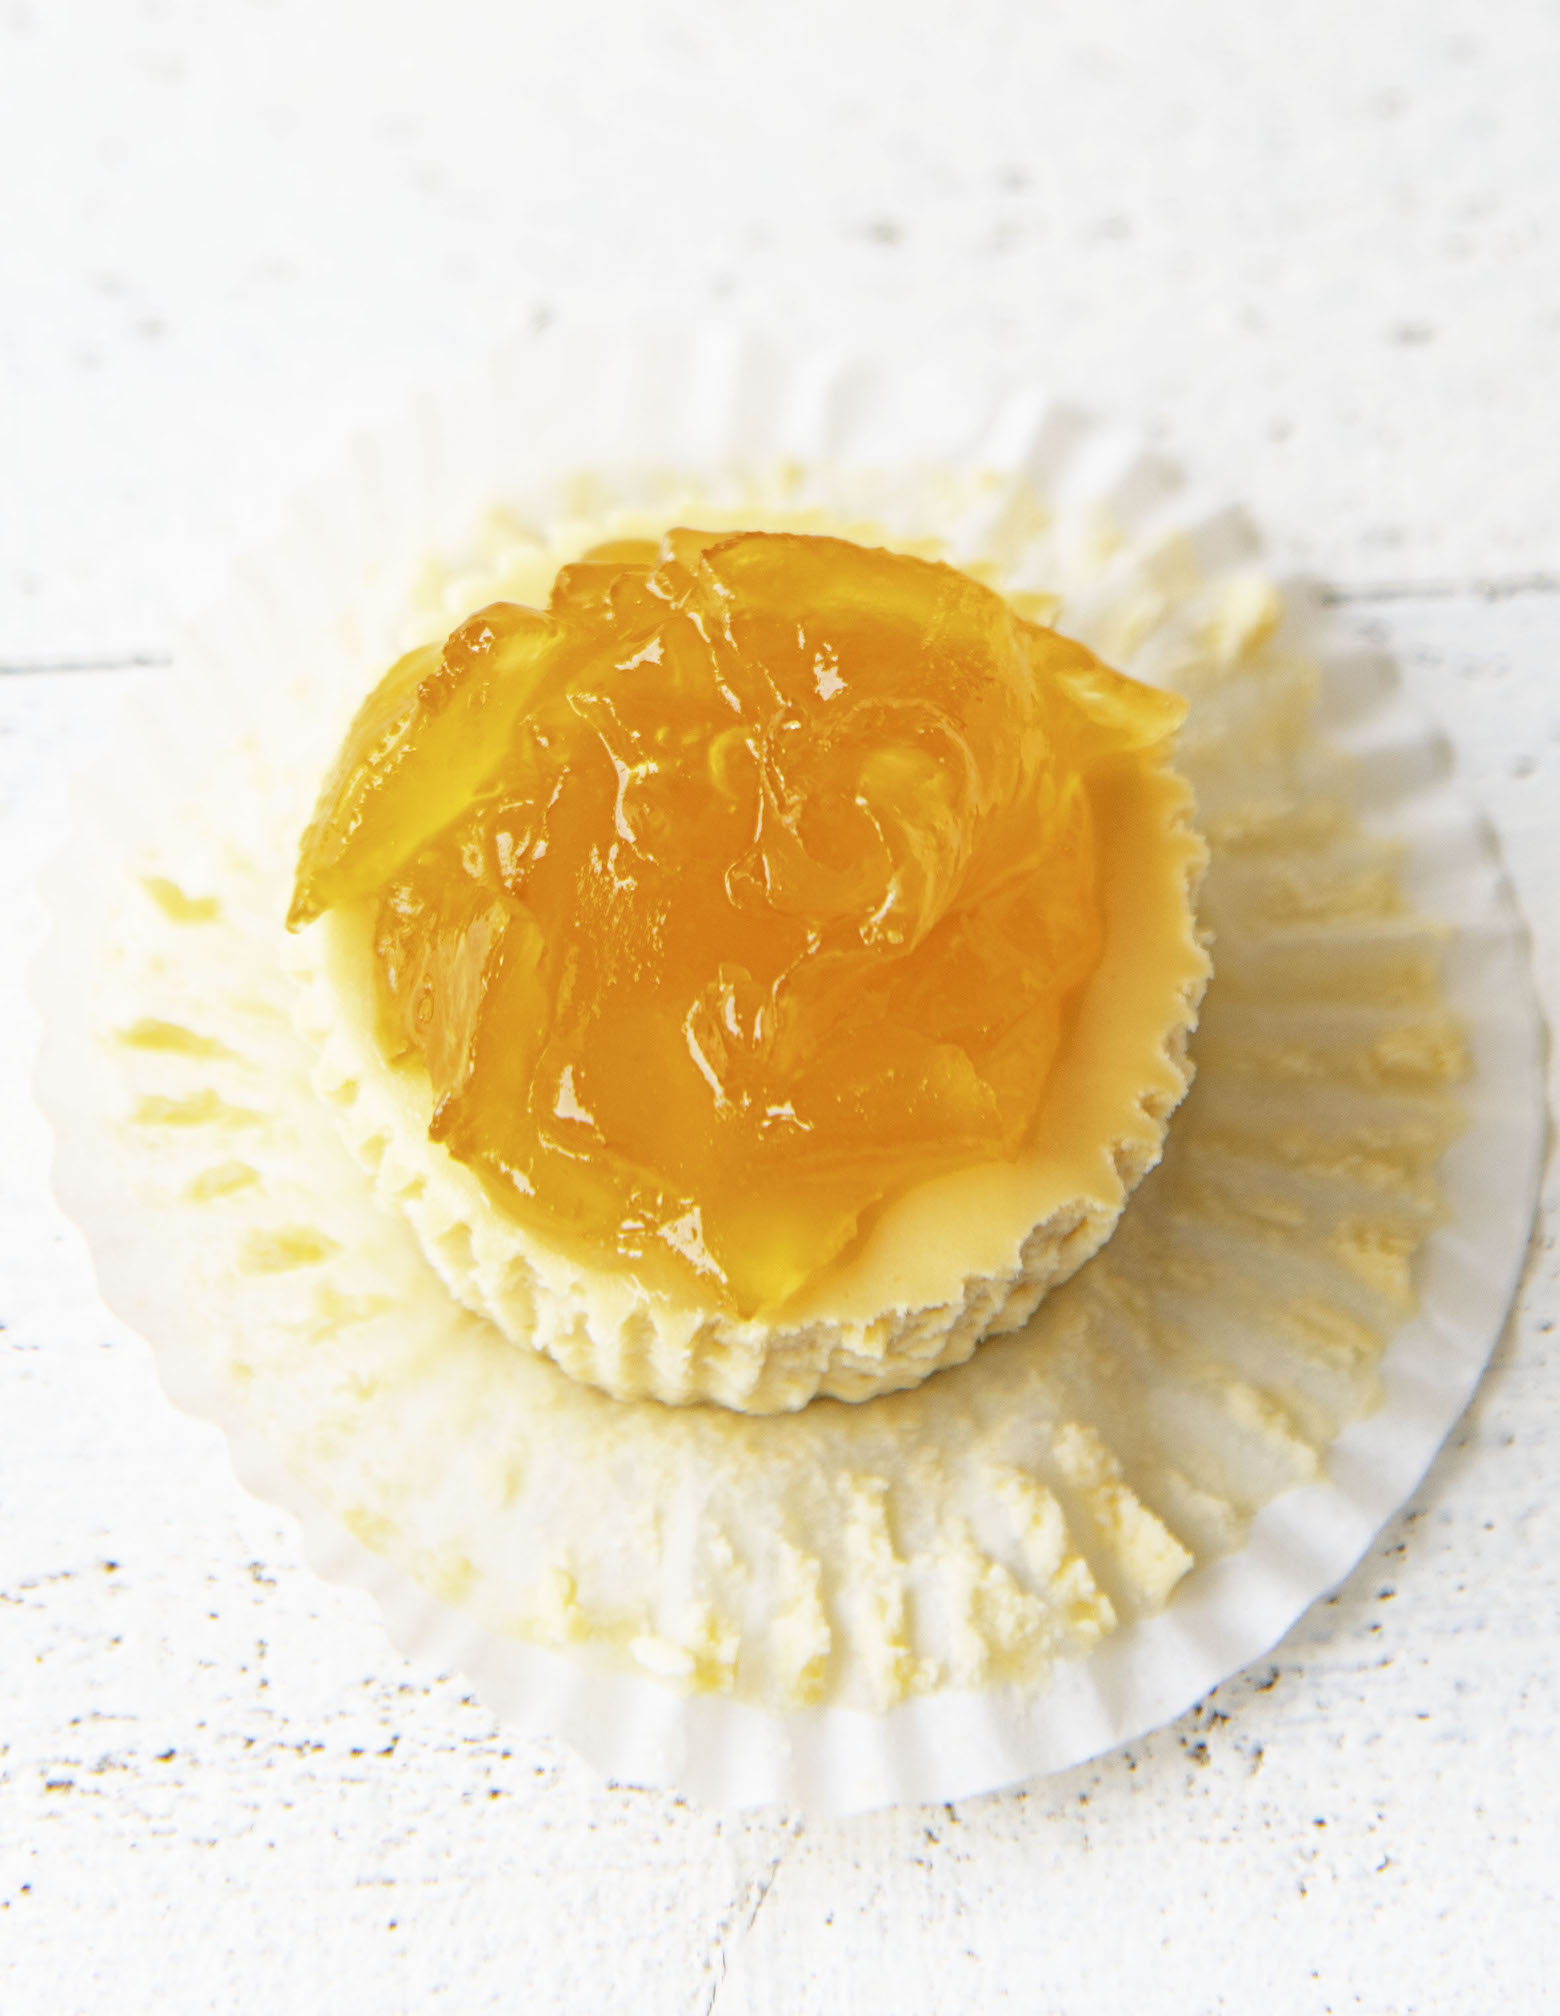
<box><xmin>32</xmin><ymin>328</ymin><xmax>1546</xmax><ymax>1814</ymax></box>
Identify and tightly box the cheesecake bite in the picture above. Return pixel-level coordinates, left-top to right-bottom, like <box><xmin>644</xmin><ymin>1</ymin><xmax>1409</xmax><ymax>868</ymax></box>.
<box><xmin>289</xmin><ymin>529</ymin><xmax>1208</xmax><ymax>1408</ymax></box>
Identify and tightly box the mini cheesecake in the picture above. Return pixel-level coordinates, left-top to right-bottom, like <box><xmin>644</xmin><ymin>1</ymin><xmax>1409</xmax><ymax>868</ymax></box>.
<box><xmin>287</xmin><ymin>529</ymin><xmax>1210</xmax><ymax>1410</ymax></box>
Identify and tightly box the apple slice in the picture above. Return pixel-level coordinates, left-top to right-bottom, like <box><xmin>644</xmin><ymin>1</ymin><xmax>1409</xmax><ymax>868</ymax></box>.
<box><xmin>288</xmin><ymin>603</ymin><xmax>559</xmax><ymax>927</ymax></box>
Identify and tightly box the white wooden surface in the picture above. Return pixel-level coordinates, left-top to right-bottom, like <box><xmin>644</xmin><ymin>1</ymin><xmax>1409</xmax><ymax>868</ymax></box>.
<box><xmin>3</xmin><ymin>3</ymin><xmax>1557</xmax><ymax>2009</ymax></box>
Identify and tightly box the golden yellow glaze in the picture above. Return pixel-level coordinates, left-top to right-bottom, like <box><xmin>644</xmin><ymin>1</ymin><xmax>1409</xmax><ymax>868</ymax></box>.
<box><xmin>291</xmin><ymin>531</ymin><xmax>1185</xmax><ymax>1316</ymax></box>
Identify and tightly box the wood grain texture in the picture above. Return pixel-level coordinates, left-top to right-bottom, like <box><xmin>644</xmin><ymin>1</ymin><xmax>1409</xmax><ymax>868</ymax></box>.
<box><xmin>3</xmin><ymin>0</ymin><xmax>1558</xmax><ymax>2006</ymax></box>
<box><xmin>4</xmin><ymin>0</ymin><xmax>1560</xmax><ymax>663</ymax></box>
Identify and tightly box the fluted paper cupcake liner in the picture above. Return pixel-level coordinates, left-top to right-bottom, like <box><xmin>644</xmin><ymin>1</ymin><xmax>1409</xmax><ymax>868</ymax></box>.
<box><xmin>33</xmin><ymin>328</ymin><xmax>1546</xmax><ymax>1813</ymax></box>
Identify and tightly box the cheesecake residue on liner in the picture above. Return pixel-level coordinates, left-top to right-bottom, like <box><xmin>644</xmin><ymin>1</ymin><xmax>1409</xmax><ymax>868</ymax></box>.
<box><xmin>95</xmin><ymin>474</ymin><xmax>1466</xmax><ymax>1713</ymax></box>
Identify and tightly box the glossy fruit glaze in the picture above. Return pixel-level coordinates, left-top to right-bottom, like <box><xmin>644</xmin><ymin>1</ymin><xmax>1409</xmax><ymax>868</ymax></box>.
<box><xmin>290</xmin><ymin>530</ymin><xmax>1185</xmax><ymax>1313</ymax></box>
